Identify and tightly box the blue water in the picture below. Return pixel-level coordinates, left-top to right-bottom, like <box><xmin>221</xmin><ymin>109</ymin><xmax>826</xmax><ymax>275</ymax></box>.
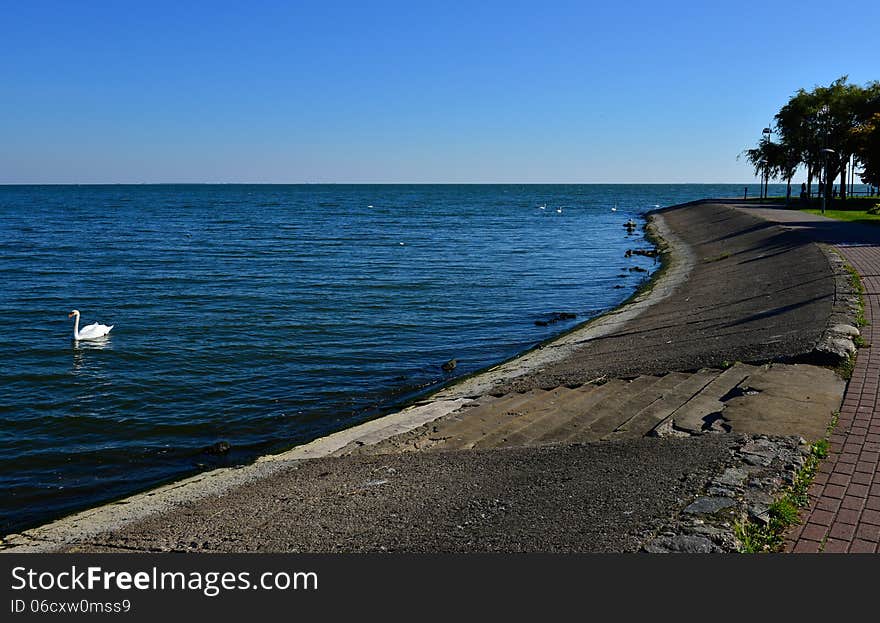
<box><xmin>0</xmin><ymin>183</ymin><xmax>792</xmax><ymax>532</ymax></box>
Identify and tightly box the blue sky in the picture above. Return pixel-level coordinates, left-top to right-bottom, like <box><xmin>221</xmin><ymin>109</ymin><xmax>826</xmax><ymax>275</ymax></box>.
<box><xmin>2</xmin><ymin>0</ymin><xmax>879</xmax><ymax>183</ymax></box>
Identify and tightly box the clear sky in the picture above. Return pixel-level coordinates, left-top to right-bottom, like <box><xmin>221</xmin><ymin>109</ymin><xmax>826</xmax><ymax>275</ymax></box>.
<box><xmin>2</xmin><ymin>0</ymin><xmax>879</xmax><ymax>184</ymax></box>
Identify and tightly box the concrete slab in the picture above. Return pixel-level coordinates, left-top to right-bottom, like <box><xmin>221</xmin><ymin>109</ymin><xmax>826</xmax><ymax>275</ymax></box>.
<box><xmin>723</xmin><ymin>364</ymin><xmax>844</xmax><ymax>441</ymax></box>
<box><xmin>660</xmin><ymin>364</ymin><xmax>759</xmax><ymax>435</ymax></box>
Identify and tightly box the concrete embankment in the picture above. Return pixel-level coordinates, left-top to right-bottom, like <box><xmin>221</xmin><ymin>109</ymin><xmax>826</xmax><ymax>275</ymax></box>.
<box><xmin>1</xmin><ymin>200</ymin><xmax>855</xmax><ymax>553</ymax></box>
<box><xmin>489</xmin><ymin>201</ymin><xmax>839</xmax><ymax>392</ymax></box>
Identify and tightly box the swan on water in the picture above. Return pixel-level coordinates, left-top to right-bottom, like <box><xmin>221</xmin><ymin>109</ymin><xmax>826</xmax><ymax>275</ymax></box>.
<box><xmin>68</xmin><ymin>309</ymin><xmax>113</xmax><ymax>340</ymax></box>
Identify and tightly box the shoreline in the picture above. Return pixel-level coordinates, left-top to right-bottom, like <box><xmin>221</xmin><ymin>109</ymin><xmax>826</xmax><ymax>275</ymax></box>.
<box><xmin>1</xmin><ymin>207</ymin><xmax>687</xmax><ymax>550</ymax></box>
<box><xmin>423</xmin><ymin>209</ymin><xmax>693</xmax><ymax>401</ymax></box>
<box><xmin>2</xmin><ymin>197</ymin><xmax>851</xmax><ymax>552</ymax></box>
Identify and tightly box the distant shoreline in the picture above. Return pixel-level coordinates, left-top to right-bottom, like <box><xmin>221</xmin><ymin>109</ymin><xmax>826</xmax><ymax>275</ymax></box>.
<box><xmin>0</xmin><ymin>182</ymin><xmax>811</xmax><ymax>187</ymax></box>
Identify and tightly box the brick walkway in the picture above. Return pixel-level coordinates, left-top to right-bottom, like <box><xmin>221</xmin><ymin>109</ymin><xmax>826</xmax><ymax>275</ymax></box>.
<box><xmin>788</xmin><ymin>244</ymin><xmax>880</xmax><ymax>552</ymax></box>
<box><xmin>733</xmin><ymin>204</ymin><xmax>880</xmax><ymax>553</ymax></box>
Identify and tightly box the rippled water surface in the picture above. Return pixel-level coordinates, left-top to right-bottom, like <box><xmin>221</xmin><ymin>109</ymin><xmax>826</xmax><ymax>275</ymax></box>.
<box><xmin>0</xmin><ymin>183</ymin><xmax>786</xmax><ymax>532</ymax></box>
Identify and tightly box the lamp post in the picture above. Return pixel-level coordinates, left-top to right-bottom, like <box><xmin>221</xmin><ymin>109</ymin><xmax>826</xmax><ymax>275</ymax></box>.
<box><xmin>762</xmin><ymin>127</ymin><xmax>772</xmax><ymax>199</ymax></box>
<box><xmin>820</xmin><ymin>148</ymin><xmax>836</xmax><ymax>215</ymax></box>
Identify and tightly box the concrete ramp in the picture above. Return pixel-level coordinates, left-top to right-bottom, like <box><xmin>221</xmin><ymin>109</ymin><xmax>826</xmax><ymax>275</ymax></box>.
<box><xmin>343</xmin><ymin>363</ymin><xmax>842</xmax><ymax>456</ymax></box>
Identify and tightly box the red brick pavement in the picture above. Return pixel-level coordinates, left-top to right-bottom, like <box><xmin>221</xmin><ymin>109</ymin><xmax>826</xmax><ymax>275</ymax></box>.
<box><xmin>787</xmin><ymin>244</ymin><xmax>880</xmax><ymax>553</ymax></box>
<box><xmin>733</xmin><ymin>204</ymin><xmax>880</xmax><ymax>553</ymax></box>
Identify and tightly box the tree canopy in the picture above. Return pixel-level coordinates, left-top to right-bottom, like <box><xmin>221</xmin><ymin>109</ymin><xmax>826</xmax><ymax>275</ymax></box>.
<box><xmin>743</xmin><ymin>76</ymin><xmax>880</xmax><ymax>199</ymax></box>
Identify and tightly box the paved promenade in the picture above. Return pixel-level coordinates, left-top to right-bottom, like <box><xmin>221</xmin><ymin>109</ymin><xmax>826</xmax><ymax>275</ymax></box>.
<box><xmin>734</xmin><ymin>204</ymin><xmax>880</xmax><ymax>553</ymax></box>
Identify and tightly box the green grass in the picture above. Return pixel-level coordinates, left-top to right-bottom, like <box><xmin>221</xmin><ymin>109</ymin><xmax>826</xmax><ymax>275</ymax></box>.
<box><xmin>834</xmin><ymin>260</ymin><xmax>863</xmax><ymax>380</ymax></box>
<box><xmin>743</xmin><ymin>195</ymin><xmax>880</xmax><ymax>210</ymax></box>
<box><xmin>836</xmin><ymin>353</ymin><xmax>857</xmax><ymax>380</ymax></box>
<box><xmin>840</xmin><ymin>260</ymin><xmax>868</xmax><ymax>328</ymax></box>
<box><xmin>734</xmin><ymin>413</ymin><xmax>838</xmax><ymax>553</ymax></box>
<box><xmin>826</xmin><ymin>249</ymin><xmax>868</xmax><ymax>328</ymax></box>
<box><xmin>802</xmin><ymin>208</ymin><xmax>880</xmax><ymax>226</ymax></box>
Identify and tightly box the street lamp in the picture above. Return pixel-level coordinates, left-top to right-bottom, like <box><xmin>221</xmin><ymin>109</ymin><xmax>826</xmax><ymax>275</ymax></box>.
<box><xmin>820</xmin><ymin>148</ymin><xmax>836</xmax><ymax>215</ymax></box>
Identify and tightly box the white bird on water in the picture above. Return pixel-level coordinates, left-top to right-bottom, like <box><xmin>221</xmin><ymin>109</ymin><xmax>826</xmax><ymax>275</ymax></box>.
<box><xmin>68</xmin><ymin>310</ymin><xmax>113</xmax><ymax>340</ymax></box>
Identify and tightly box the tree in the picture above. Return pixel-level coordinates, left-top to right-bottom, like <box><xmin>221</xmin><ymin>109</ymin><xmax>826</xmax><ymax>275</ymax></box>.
<box><xmin>809</xmin><ymin>77</ymin><xmax>867</xmax><ymax>201</ymax></box>
<box><xmin>742</xmin><ymin>138</ymin><xmax>794</xmax><ymax>200</ymax></box>
<box><xmin>777</xmin><ymin>143</ymin><xmax>801</xmax><ymax>205</ymax></box>
<box><xmin>775</xmin><ymin>87</ymin><xmax>822</xmax><ymax>197</ymax></box>
<box><xmin>742</xmin><ymin>142</ymin><xmax>773</xmax><ymax>197</ymax></box>
<box><xmin>854</xmin><ymin>112</ymin><xmax>880</xmax><ymax>187</ymax></box>
<box><xmin>852</xmin><ymin>84</ymin><xmax>880</xmax><ymax>188</ymax></box>
<box><xmin>746</xmin><ymin>77</ymin><xmax>879</xmax><ymax>204</ymax></box>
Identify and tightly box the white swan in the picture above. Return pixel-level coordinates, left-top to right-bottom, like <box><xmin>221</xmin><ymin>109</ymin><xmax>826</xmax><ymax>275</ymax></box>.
<box><xmin>68</xmin><ymin>309</ymin><xmax>113</xmax><ymax>340</ymax></box>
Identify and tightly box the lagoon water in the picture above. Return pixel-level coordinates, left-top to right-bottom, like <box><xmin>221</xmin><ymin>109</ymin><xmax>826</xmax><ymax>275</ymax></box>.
<box><xmin>0</xmin><ymin>183</ymin><xmax>788</xmax><ymax>532</ymax></box>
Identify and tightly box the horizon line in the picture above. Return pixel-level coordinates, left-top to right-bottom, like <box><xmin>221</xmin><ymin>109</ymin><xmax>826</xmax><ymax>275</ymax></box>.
<box><xmin>0</xmin><ymin>181</ymin><xmax>793</xmax><ymax>187</ymax></box>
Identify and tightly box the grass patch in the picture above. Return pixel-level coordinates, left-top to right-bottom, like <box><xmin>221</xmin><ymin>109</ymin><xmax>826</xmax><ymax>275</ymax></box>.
<box><xmin>841</xmin><ymin>261</ymin><xmax>868</xmax><ymax>328</ymax></box>
<box><xmin>856</xmin><ymin>309</ymin><xmax>867</xmax><ymax>328</ymax></box>
<box><xmin>734</xmin><ymin>412</ymin><xmax>839</xmax><ymax>553</ymax></box>
<box><xmin>828</xmin><ymin>248</ymin><xmax>868</xmax><ymax>328</ymax></box>
<box><xmin>796</xmin><ymin>196</ymin><xmax>880</xmax><ymax>209</ymax></box>
<box><xmin>745</xmin><ymin>196</ymin><xmax>880</xmax><ymax>210</ymax></box>
<box><xmin>836</xmin><ymin>352</ymin><xmax>857</xmax><ymax>380</ymax></box>
<box><xmin>802</xmin><ymin>208</ymin><xmax>880</xmax><ymax>227</ymax></box>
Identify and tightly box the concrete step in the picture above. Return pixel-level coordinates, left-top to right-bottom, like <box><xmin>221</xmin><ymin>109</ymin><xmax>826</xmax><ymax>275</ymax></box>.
<box><xmin>559</xmin><ymin>373</ymin><xmax>689</xmax><ymax>442</ymax></box>
<box><xmin>422</xmin><ymin>388</ymin><xmax>554</xmax><ymax>451</ymax></box>
<box><xmin>327</xmin><ymin>360</ymin><xmax>837</xmax><ymax>459</ymax></box>
<box><xmin>315</xmin><ymin>399</ymin><xmax>473</xmax><ymax>457</ymax></box>
<box><xmin>652</xmin><ymin>364</ymin><xmax>761</xmax><ymax>436</ymax></box>
<box><xmin>536</xmin><ymin>375</ymin><xmax>664</xmax><ymax>444</ymax></box>
<box><xmin>604</xmin><ymin>370</ymin><xmax>720</xmax><ymax>440</ymax></box>
<box><xmin>471</xmin><ymin>381</ymin><xmax>613</xmax><ymax>449</ymax></box>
